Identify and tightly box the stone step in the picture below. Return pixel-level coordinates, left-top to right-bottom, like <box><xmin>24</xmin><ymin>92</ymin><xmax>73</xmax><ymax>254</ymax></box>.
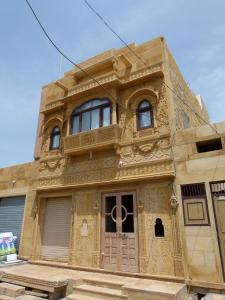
<box><xmin>0</xmin><ymin>283</ymin><xmax>25</xmax><ymax>298</ymax></box>
<box><xmin>67</xmin><ymin>294</ymin><xmax>105</xmax><ymax>300</ymax></box>
<box><xmin>72</xmin><ymin>284</ymin><xmax>127</xmax><ymax>300</ymax></box>
<box><xmin>82</xmin><ymin>278</ymin><xmax>124</xmax><ymax>290</ymax></box>
<box><xmin>123</xmin><ymin>280</ymin><xmax>187</xmax><ymax>300</ymax></box>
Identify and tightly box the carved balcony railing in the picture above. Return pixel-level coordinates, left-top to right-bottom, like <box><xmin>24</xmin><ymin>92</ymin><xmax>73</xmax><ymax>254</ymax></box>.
<box><xmin>64</xmin><ymin>124</ymin><xmax>122</xmax><ymax>155</ymax></box>
<box><xmin>41</xmin><ymin>99</ymin><xmax>65</xmax><ymax>114</ymax></box>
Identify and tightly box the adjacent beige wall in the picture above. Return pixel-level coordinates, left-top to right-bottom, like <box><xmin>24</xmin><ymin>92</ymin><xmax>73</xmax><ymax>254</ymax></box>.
<box><xmin>175</xmin><ymin>122</ymin><xmax>225</xmax><ymax>283</ymax></box>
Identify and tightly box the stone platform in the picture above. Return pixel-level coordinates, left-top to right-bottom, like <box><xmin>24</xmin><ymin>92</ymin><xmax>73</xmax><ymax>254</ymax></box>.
<box><xmin>0</xmin><ymin>263</ymin><xmax>187</xmax><ymax>300</ymax></box>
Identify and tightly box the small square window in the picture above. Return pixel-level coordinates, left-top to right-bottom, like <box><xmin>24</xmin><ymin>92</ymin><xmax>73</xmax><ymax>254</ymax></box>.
<box><xmin>196</xmin><ymin>138</ymin><xmax>222</xmax><ymax>153</ymax></box>
<box><xmin>181</xmin><ymin>183</ymin><xmax>210</xmax><ymax>226</ymax></box>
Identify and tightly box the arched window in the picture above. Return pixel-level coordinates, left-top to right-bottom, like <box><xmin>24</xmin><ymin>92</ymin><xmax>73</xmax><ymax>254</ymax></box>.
<box><xmin>50</xmin><ymin>126</ymin><xmax>60</xmax><ymax>150</ymax></box>
<box><xmin>71</xmin><ymin>98</ymin><xmax>111</xmax><ymax>134</ymax></box>
<box><xmin>154</xmin><ymin>218</ymin><xmax>165</xmax><ymax>237</ymax></box>
<box><xmin>137</xmin><ymin>100</ymin><xmax>153</xmax><ymax>130</ymax></box>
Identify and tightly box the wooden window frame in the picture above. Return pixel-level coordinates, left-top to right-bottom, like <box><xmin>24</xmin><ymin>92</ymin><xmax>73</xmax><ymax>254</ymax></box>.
<box><xmin>71</xmin><ymin>98</ymin><xmax>112</xmax><ymax>134</ymax></box>
<box><xmin>181</xmin><ymin>183</ymin><xmax>210</xmax><ymax>226</ymax></box>
<box><xmin>49</xmin><ymin>126</ymin><xmax>60</xmax><ymax>150</ymax></box>
<box><xmin>136</xmin><ymin>100</ymin><xmax>154</xmax><ymax>131</ymax></box>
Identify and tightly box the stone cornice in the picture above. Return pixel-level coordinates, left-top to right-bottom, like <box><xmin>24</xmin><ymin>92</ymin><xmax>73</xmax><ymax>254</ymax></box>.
<box><xmin>35</xmin><ymin>159</ymin><xmax>174</xmax><ymax>190</ymax></box>
<box><xmin>40</xmin><ymin>62</ymin><xmax>164</xmax><ymax>111</ymax></box>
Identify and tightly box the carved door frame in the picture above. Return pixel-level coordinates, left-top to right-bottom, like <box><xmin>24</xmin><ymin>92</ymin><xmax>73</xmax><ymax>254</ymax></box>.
<box><xmin>101</xmin><ymin>191</ymin><xmax>139</xmax><ymax>273</ymax></box>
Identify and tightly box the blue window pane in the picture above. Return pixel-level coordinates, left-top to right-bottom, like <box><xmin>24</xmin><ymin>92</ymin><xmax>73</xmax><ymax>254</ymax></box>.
<box><xmin>140</xmin><ymin>111</ymin><xmax>151</xmax><ymax>128</ymax></box>
<box><xmin>103</xmin><ymin>106</ymin><xmax>110</xmax><ymax>127</ymax></box>
<box><xmin>91</xmin><ymin>109</ymin><xmax>100</xmax><ymax>129</ymax></box>
<box><xmin>82</xmin><ymin>111</ymin><xmax>91</xmax><ymax>131</ymax></box>
<box><xmin>52</xmin><ymin>134</ymin><xmax>60</xmax><ymax>148</ymax></box>
<box><xmin>72</xmin><ymin>116</ymin><xmax>80</xmax><ymax>134</ymax></box>
<box><xmin>75</xmin><ymin>99</ymin><xmax>110</xmax><ymax>113</ymax></box>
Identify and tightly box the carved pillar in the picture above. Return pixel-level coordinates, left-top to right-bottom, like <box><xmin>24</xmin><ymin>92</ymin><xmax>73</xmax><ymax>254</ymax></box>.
<box><xmin>69</xmin><ymin>192</ymin><xmax>76</xmax><ymax>265</ymax></box>
<box><xmin>112</xmin><ymin>102</ymin><xmax>117</xmax><ymax>124</ymax></box>
<box><xmin>170</xmin><ymin>194</ymin><xmax>184</xmax><ymax>277</ymax></box>
<box><xmin>70</xmin><ymin>192</ymin><xmax>77</xmax><ymax>265</ymax></box>
<box><xmin>67</xmin><ymin>119</ymin><xmax>70</xmax><ymax>136</ymax></box>
<box><xmin>31</xmin><ymin>195</ymin><xmax>44</xmax><ymax>261</ymax></box>
<box><xmin>137</xmin><ymin>184</ymin><xmax>148</xmax><ymax>273</ymax></box>
<box><xmin>92</xmin><ymin>190</ymin><xmax>101</xmax><ymax>268</ymax></box>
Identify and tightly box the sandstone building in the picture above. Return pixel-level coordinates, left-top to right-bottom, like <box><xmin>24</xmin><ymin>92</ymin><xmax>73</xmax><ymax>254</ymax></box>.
<box><xmin>0</xmin><ymin>37</ymin><xmax>224</xmax><ymax>295</ymax></box>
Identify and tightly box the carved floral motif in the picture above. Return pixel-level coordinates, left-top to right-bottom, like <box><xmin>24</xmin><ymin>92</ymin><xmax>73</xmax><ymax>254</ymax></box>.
<box><xmin>118</xmin><ymin>138</ymin><xmax>171</xmax><ymax>166</ymax></box>
<box><xmin>156</xmin><ymin>84</ymin><xmax>169</xmax><ymax>127</ymax></box>
<box><xmin>39</xmin><ymin>157</ymin><xmax>66</xmax><ymax>177</ymax></box>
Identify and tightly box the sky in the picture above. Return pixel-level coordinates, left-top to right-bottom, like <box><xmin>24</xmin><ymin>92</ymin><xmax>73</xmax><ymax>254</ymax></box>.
<box><xmin>0</xmin><ymin>0</ymin><xmax>225</xmax><ymax>167</ymax></box>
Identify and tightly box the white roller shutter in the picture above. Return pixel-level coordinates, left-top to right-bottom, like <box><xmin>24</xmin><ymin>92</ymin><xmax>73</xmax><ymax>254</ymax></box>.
<box><xmin>41</xmin><ymin>198</ymin><xmax>71</xmax><ymax>262</ymax></box>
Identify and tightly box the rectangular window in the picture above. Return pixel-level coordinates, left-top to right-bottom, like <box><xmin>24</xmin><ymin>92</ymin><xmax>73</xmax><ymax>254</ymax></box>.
<box><xmin>181</xmin><ymin>183</ymin><xmax>210</xmax><ymax>226</ymax></box>
<box><xmin>52</xmin><ymin>135</ymin><xmax>60</xmax><ymax>149</ymax></box>
<box><xmin>91</xmin><ymin>108</ymin><xmax>100</xmax><ymax>130</ymax></box>
<box><xmin>81</xmin><ymin>111</ymin><xmax>91</xmax><ymax>132</ymax></box>
<box><xmin>72</xmin><ymin>115</ymin><xmax>80</xmax><ymax>134</ymax></box>
<box><xmin>139</xmin><ymin>111</ymin><xmax>151</xmax><ymax>128</ymax></box>
<box><xmin>196</xmin><ymin>138</ymin><xmax>222</xmax><ymax>153</ymax></box>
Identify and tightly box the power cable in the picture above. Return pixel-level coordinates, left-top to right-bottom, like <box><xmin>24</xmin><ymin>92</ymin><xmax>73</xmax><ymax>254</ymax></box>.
<box><xmin>164</xmin><ymin>82</ymin><xmax>220</xmax><ymax>135</ymax></box>
<box><xmin>82</xmin><ymin>0</ymin><xmax>149</xmax><ymax>69</ymax></box>
<box><xmin>82</xmin><ymin>0</ymin><xmax>220</xmax><ymax>136</ymax></box>
<box><xmin>25</xmin><ymin>0</ymin><xmax>125</xmax><ymax>112</ymax></box>
<box><xmin>25</xmin><ymin>0</ymin><xmax>220</xmax><ymax>144</ymax></box>
<box><xmin>25</xmin><ymin>0</ymin><xmax>168</xmax><ymax>145</ymax></box>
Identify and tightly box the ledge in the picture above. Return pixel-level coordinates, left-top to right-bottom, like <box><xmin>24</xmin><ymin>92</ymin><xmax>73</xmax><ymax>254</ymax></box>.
<box><xmin>34</xmin><ymin>167</ymin><xmax>175</xmax><ymax>191</ymax></box>
<box><xmin>41</xmin><ymin>100</ymin><xmax>65</xmax><ymax>114</ymax></box>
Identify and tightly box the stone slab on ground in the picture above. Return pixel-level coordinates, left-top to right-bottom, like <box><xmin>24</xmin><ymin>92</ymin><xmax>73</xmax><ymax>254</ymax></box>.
<box><xmin>202</xmin><ymin>294</ymin><xmax>225</xmax><ymax>300</ymax></box>
<box><xmin>0</xmin><ymin>295</ymin><xmax>14</xmax><ymax>300</ymax></box>
<box><xmin>123</xmin><ymin>278</ymin><xmax>187</xmax><ymax>300</ymax></box>
<box><xmin>0</xmin><ymin>263</ymin><xmax>188</xmax><ymax>300</ymax></box>
<box><xmin>0</xmin><ymin>283</ymin><xmax>25</xmax><ymax>298</ymax></box>
<box><xmin>16</xmin><ymin>296</ymin><xmax>44</xmax><ymax>300</ymax></box>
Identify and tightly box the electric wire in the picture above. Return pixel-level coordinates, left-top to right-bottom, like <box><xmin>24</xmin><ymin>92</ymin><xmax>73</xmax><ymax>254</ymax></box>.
<box><xmin>82</xmin><ymin>0</ymin><xmax>220</xmax><ymax>136</ymax></box>
<box><xmin>25</xmin><ymin>5</ymin><xmax>221</xmax><ymax>285</ymax></box>
<box><xmin>25</xmin><ymin>0</ymin><xmax>125</xmax><ymax>112</ymax></box>
<box><xmin>82</xmin><ymin>3</ymin><xmax>222</xmax><ymax>291</ymax></box>
<box><xmin>26</xmin><ymin>0</ymin><xmax>220</xmax><ymax>141</ymax></box>
<box><xmin>82</xmin><ymin>0</ymin><xmax>149</xmax><ymax>70</ymax></box>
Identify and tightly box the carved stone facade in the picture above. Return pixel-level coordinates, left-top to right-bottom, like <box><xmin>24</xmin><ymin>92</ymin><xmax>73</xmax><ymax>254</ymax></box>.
<box><xmin>1</xmin><ymin>37</ymin><xmax>219</xmax><ymax>288</ymax></box>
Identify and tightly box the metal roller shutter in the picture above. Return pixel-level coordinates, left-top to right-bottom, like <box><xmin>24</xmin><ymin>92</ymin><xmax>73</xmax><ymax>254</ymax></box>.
<box><xmin>41</xmin><ymin>198</ymin><xmax>72</xmax><ymax>262</ymax></box>
<box><xmin>0</xmin><ymin>196</ymin><xmax>25</xmax><ymax>252</ymax></box>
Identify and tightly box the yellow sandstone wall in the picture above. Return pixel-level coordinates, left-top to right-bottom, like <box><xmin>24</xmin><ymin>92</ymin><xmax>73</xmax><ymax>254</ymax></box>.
<box><xmin>175</xmin><ymin>123</ymin><xmax>225</xmax><ymax>283</ymax></box>
<box><xmin>164</xmin><ymin>45</ymin><xmax>209</xmax><ymax>131</ymax></box>
<box><xmin>0</xmin><ymin>162</ymin><xmax>37</xmax><ymax>259</ymax></box>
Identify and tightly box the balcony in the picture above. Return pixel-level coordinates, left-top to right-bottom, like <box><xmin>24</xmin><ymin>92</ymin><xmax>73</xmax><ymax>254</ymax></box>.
<box><xmin>41</xmin><ymin>99</ymin><xmax>65</xmax><ymax>114</ymax></box>
<box><xmin>64</xmin><ymin>124</ymin><xmax>122</xmax><ymax>155</ymax></box>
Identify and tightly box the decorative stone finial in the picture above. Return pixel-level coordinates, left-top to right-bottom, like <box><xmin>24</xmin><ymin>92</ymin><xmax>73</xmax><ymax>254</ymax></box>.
<box><xmin>170</xmin><ymin>194</ymin><xmax>179</xmax><ymax>209</ymax></box>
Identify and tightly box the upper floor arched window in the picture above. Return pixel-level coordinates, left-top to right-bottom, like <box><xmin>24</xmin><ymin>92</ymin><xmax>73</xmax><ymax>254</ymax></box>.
<box><xmin>71</xmin><ymin>98</ymin><xmax>111</xmax><ymax>134</ymax></box>
<box><xmin>137</xmin><ymin>100</ymin><xmax>153</xmax><ymax>130</ymax></box>
<box><xmin>50</xmin><ymin>126</ymin><xmax>60</xmax><ymax>150</ymax></box>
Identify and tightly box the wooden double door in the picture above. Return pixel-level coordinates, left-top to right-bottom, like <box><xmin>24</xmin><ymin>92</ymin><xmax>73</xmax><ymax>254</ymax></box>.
<box><xmin>101</xmin><ymin>192</ymin><xmax>139</xmax><ymax>273</ymax></box>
